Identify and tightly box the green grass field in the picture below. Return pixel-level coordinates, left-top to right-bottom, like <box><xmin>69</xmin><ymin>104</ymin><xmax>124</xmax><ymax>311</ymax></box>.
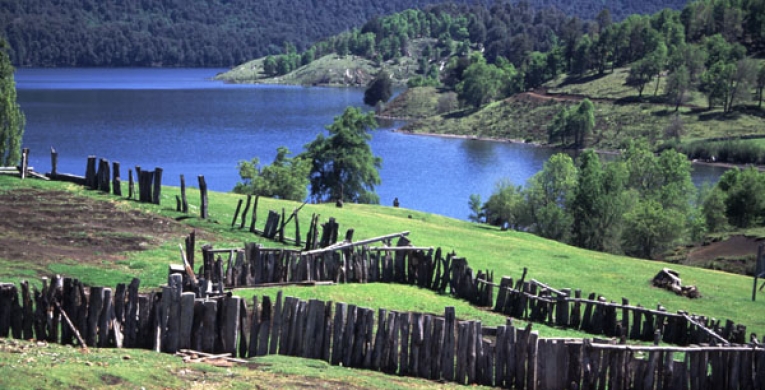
<box><xmin>2</xmin><ymin>175</ymin><xmax>765</xmax><ymax>388</ymax></box>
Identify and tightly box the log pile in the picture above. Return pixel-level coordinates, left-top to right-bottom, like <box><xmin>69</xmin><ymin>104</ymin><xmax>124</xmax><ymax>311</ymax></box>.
<box><xmin>652</xmin><ymin>268</ymin><xmax>701</xmax><ymax>298</ymax></box>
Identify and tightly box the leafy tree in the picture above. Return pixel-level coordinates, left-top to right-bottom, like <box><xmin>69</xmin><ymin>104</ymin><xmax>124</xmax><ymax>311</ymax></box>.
<box><xmin>301</xmin><ymin>107</ymin><xmax>382</xmax><ymax>204</ymax></box>
<box><xmin>570</xmin><ymin>150</ymin><xmax>627</xmax><ymax>252</ymax></box>
<box><xmin>233</xmin><ymin>147</ymin><xmax>310</xmax><ymax>201</ymax></box>
<box><xmin>622</xmin><ymin>198</ymin><xmax>686</xmax><ymax>258</ymax></box>
<box><xmin>722</xmin><ymin>168</ymin><xmax>765</xmax><ymax>228</ymax></box>
<box><xmin>665</xmin><ymin>65</ymin><xmax>689</xmax><ymax>111</ymax></box>
<box><xmin>456</xmin><ymin>53</ymin><xmax>509</xmax><ymax>108</ymax></box>
<box><xmin>699</xmin><ymin>61</ymin><xmax>735</xmax><ymax>110</ymax></box>
<box><xmin>649</xmin><ymin>42</ymin><xmax>668</xmax><ymax>96</ymax></box>
<box><xmin>0</xmin><ymin>39</ymin><xmax>25</xmax><ymax>166</ymax></box>
<box><xmin>571</xmin><ymin>35</ymin><xmax>593</xmax><ymax>77</ymax></box>
<box><xmin>701</xmin><ymin>59</ymin><xmax>756</xmax><ymax>113</ymax></box>
<box><xmin>468</xmin><ymin>193</ymin><xmax>484</xmax><ymax>222</ymax></box>
<box><xmin>757</xmin><ymin>64</ymin><xmax>765</xmax><ymax>108</ymax></box>
<box><xmin>626</xmin><ymin>59</ymin><xmax>654</xmax><ymax>98</ymax></box>
<box><xmin>523</xmin><ymin>51</ymin><xmax>551</xmax><ymax>89</ymax></box>
<box><xmin>363</xmin><ymin>70</ymin><xmax>393</xmax><ymax>107</ymax></box>
<box><xmin>572</xmin><ymin>99</ymin><xmax>595</xmax><ymax>148</ymax></box>
<box><xmin>482</xmin><ymin>179</ymin><xmax>525</xmax><ymax>229</ymax></box>
<box><xmin>702</xmin><ymin>186</ymin><xmax>729</xmax><ymax>233</ymax></box>
<box><xmin>524</xmin><ymin>153</ymin><xmax>577</xmax><ymax>241</ymax></box>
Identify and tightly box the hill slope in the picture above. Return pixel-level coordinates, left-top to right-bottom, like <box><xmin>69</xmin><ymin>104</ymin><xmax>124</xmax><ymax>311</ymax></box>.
<box><xmin>1</xmin><ymin>0</ymin><xmax>689</xmax><ymax>67</ymax></box>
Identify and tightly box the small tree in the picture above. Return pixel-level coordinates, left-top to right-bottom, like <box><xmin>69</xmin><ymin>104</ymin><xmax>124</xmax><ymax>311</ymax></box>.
<box><xmin>482</xmin><ymin>179</ymin><xmax>525</xmax><ymax>229</ymax></box>
<box><xmin>665</xmin><ymin>65</ymin><xmax>689</xmax><ymax>111</ymax></box>
<box><xmin>363</xmin><ymin>70</ymin><xmax>393</xmax><ymax>107</ymax></box>
<box><xmin>626</xmin><ymin>59</ymin><xmax>654</xmax><ymax>98</ymax></box>
<box><xmin>757</xmin><ymin>64</ymin><xmax>765</xmax><ymax>108</ymax></box>
<box><xmin>233</xmin><ymin>146</ymin><xmax>310</xmax><ymax>201</ymax></box>
<box><xmin>468</xmin><ymin>193</ymin><xmax>484</xmax><ymax>222</ymax></box>
<box><xmin>301</xmin><ymin>107</ymin><xmax>382</xmax><ymax>204</ymax></box>
<box><xmin>0</xmin><ymin>39</ymin><xmax>25</xmax><ymax>166</ymax></box>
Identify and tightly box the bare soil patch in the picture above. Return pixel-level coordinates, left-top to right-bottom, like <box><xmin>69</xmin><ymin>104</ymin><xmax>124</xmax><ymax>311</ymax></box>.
<box><xmin>0</xmin><ymin>188</ymin><xmax>187</xmax><ymax>269</ymax></box>
<box><xmin>684</xmin><ymin>235</ymin><xmax>762</xmax><ymax>274</ymax></box>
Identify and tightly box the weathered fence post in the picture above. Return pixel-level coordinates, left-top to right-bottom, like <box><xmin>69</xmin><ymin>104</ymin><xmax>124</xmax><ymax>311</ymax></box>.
<box><xmin>180</xmin><ymin>174</ymin><xmax>189</xmax><ymax>213</ymax></box>
<box><xmin>112</xmin><ymin>161</ymin><xmax>121</xmax><ymax>196</ymax></box>
<box><xmin>128</xmin><ymin>169</ymin><xmax>135</xmax><ymax>199</ymax></box>
<box><xmin>198</xmin><ymin>175</ymin><xmax>208</xmax><ymax>219</ymax></box>
<box><xmin>85</xmin><ymin>156</ymin><xmax>97</xmax><ymax>189</ymax></box>
<box><xmin>152</xmin><ymin>167</ymin><xmax>162</xmax><ymax>205</ymax></box>
<box><xmin>50</xmin><ymin>147</ymin><xmax>58</xmax><ymax>179</ymax></box>
<box><xmin>20</xmin><ymin>148</ymin><xmax>29</xmax><ymax>179</ymax></box>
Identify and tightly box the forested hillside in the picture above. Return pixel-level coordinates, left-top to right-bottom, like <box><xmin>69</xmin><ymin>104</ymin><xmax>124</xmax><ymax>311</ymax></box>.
<box><xmin>0</xmin><ymin>0</ymin><xmax>688</xmax><ymax>67</ymax></box>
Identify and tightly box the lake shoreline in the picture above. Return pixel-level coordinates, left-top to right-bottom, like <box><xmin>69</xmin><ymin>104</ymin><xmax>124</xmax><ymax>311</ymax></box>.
<box><xmin>394</xmin><ymin>128</ymin><xmax>759</xmax><ymax>173</ymax></box>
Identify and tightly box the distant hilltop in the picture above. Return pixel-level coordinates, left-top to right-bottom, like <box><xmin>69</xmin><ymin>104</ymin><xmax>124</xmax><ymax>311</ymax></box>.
<box><xmin>1</xmin><ymin>0</ymin><xmax>688</xmax><ymax>68</ymax></box>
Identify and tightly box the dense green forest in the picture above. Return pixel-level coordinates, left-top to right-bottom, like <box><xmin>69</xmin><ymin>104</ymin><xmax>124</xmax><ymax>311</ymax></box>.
<box><xmin>1</xmin><ymin>0</ymin><xmax>689</xmax><ymax>67</ymax></box>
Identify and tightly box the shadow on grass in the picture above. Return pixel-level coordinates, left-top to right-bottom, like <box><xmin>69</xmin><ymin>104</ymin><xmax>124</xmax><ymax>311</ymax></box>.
<box><xmin>698</xmin><ymin>110</ymin><xmax>741</xmax><ymax>122</ymax></box>
<box><xmin>558</xmin><ymin>72</ymin><xmax>610</xmax><ymax>87</ymax></box>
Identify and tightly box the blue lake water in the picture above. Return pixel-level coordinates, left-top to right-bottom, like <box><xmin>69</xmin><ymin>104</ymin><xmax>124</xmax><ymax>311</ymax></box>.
<box><xmin>15</xmin><ymin>68</ymin><xmax>727</xmax><ymax>220</ymax></box>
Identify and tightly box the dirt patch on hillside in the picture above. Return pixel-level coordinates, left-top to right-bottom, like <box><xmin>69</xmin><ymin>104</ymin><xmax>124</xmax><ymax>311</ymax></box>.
<box><xmin>684</xmin><ymin>235</ymin><xmax>762</xmax><ymax>274</ymax></box>
<box><xmin>0</xmin><ymin>188</ymin><xmax>188</xmax><ymax>269</ymax></box>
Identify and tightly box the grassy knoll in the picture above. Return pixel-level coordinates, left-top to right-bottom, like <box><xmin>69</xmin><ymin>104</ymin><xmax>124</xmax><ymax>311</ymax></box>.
<box><xmin>394</xmin><ymin>67</ymin><xmax>765</xmax><ymax>150</ymax></box>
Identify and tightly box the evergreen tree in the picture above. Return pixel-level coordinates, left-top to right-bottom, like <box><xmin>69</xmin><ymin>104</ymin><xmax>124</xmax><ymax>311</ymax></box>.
<box><xmin>363</xmin><ymin>70</ymin><xmax>393</xmax><ymax>107</ymax></box>
<box><xmin>0</xmin><ymin>39</ymin><xmax>24</xmax><ymax>166</ymax></box>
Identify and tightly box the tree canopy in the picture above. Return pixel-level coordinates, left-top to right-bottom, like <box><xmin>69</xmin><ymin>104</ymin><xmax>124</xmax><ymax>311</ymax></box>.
<box><xmin>233</xmin><ymin>147</ymin><xmax>310</xmax><ymax>201</ymax></box>
<box><xmin>0</xmin><ymin>38</ymin><xmax>24</xmax><ymax>166</ymax></box>
<box><xmin>301</xmin><ymin>107</ymin><xmax>382</xmax><ymax>204</ymax></box>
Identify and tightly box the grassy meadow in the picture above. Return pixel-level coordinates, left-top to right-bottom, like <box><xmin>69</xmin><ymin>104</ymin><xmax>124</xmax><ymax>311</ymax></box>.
<box><xmin>2</xmin><ymin>174</ymin><xmax>765</xmax><ymax>388</ymax></box>
<box><xmin>2</xmin><ymin>175</ymin><xmax>764</xmax><ymax>335</ymax></box>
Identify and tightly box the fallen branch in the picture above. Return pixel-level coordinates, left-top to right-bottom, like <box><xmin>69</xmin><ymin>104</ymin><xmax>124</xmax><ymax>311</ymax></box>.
<box><xmin>54</xmin><ymin>303</ymin><xmax>89</xmax><ymax>353</ymax></box>
<box><xmin>176</xmin><ymin>349</ymin><xmax>249</xmax><ymax>364</ymax></box>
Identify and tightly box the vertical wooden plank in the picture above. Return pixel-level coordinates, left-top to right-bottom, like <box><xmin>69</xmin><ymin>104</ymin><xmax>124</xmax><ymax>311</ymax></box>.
<box><xmin>180</xmin><ymin>174</ymin><xmax>188</xmax><ymax>213</ymax></box>
<box><xmin>198</xmin><ymin>175</ymin><xmax>208</xmax><ymax>219</ymax></box>
<box><xmin>98</xmin><ymin>288</ymin><xmax>113</xmax><ymax>348</ymax></box>
<box><xmin>257</xmin><ymin>296</ymin><xmax>272</xmax><ymax>356</ymax></box>
<box><xmin>199</xmin><ymin>299</ymin><xmax>217</xmax><ymax>353</ymax></box>
<box><xmin>362</xmin><ymin>308</ymin><xmax>375</xmax><ymax>368</ymax></box>
<box><xmin>322</xmin><ymin>301</ymin><xmax>333</xmax><ymax>363</ymax></box>
<box><xmin>495</xmin><ymin>325</ymin><xmax>507</xmax><ymax>387</ymax></box>
<box><xmin>372</xmin><ymin>308</ymin><xmax>387</xmax><ymax>371</ymax></box>
<box><xmin>567</xmin><ymin>341</ymin><xmax>583</xmax><ymax>390</ymax></box>
<box><xmin>515</xmin><ymin>324</ymin><xmax>531</xmax><ymax>390</ymax></box>
<box><xmin>112</xmin><ymin>161</ymin><xmax>122</xmax><ymax>196</ymax></box>
<box><xmin>410</xmin><ymin>312</ymin><xmax>422</xmax><ymax>376</ymax></box>
<box><xmin>223</xmin><ymin>297</ymin><xmax>241</xmax><ymax>356</ymax></box>
<box><xmin>237</xmin><ymin>298</ymin><xmax>248</xmax><ymax>358</ymax></box>
<box><xmin>332</xmin><ymin>302</ymin><xmax>347</xmax><ymax>365</ymax></box>
<box><xmin>467</xmin><ymin>321</ymin><xmax>477</xmax><ymax>384</ymax></box>
<box><xmin>269</xmin><ymin>291</ymin><xmax>283</xmax><ymax>355</ymax></box>
<box><xmin>383</xmin><ymin>311</ymin><xmax>398</xmax><ymax>374</ymax></box>
<box><xmin>431</xmin><ymin>316</ymin><xmax>445</xmax><ymax>381</ymax></box>
<box><xmin>456</xmin><ymin>321</ymin><xmax>469</xmax><ymax>385</ymax></box>
<box><xmin>20</xmin><ymin>281</ymin><xmax>34</xmax><ymax>340</ymax></box>
<box><xmin>351</xmin><ymin>307</ymin><xmax>367</xmax><ymax>367</ymax></box>
<box><xmin>86</xmin><ymin>287</ymin><xmax>104</xmax><ymax>347</ymax></box>
<box><xmin>526</xmin><ymin>331</ymin><xmax>539</xmax><ymax>390</ymax></box>
<box><xmin>178</xmin><ymin>292</ymin><xmax>195</xmax><ymax>350</ymax></box>
<box><xmin>398</xmin><ymin>311</ymin><xmax>410</xmax><ymax>375</ymax></box>
<box><xmin>442</xmin><ymin>306</ymin><xmax>456</xmax><ymax>381</ymax></box>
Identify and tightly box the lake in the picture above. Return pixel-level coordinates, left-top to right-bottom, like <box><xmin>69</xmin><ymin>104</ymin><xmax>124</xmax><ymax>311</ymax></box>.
<box><xmin>15</xmin><ymin>68</ymin><xmax>727</xmax><ymax>220</ymax></box>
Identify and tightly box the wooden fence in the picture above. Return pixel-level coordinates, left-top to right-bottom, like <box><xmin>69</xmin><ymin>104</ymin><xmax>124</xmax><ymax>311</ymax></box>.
<box><xmin>1</xmin><ymin>277</ymin><xmax>764</xmax><ymax>389</ymax></box>
<box><xmin>187</xmin><ymin>226</ymin><xmax>749</xmax><ymax>348</ymax></box>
